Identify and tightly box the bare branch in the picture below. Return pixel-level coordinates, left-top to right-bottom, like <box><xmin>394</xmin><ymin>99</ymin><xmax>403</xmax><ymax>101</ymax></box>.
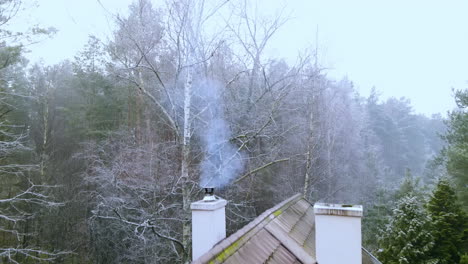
<box><xmin>234</xmin><ymin>158</ymin><xmax>290</xmax><ymax>183</ymax></box>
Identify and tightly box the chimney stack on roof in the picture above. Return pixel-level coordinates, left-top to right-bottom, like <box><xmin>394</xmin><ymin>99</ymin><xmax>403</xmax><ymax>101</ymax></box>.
<box><xmin>191</xmin><ymin>189</ymin><xmax>227</xmax><ymax>261</ymax></box>
<box><xmin>314</xmin><ymin>203</ymin><xmax>363</xmax><ymax>264</ymax></box>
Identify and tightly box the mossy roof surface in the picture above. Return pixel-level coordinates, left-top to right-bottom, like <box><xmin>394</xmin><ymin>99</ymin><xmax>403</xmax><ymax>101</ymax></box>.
<box><xmin>192</xmin><ymin>193</ymin><xmax>381</xmax><ymax>264</ymax></box>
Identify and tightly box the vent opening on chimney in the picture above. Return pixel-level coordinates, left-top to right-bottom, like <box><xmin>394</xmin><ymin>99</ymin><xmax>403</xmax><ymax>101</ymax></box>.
<box><xmin>202</xmin><ymin>187</ymin><xmax>216</xmax><ymax>202</ymax></box>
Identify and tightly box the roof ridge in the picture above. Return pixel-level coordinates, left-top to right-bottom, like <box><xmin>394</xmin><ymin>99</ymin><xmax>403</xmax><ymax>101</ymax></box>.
<box><xmin>192</xmin><ymin>193</ymin><xmax>303</xmax><ymax>264</ymax></box>
<box><xmin>265</xmin><ymin>222</ymin><xmax>316</xmax><ymax>264</ymax></box>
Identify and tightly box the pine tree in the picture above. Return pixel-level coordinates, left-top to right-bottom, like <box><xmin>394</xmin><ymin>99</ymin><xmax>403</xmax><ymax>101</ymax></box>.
<box><xmin>363</xmin><ymin>189</ymin><xmax>393</xmax><ymax>253</ymax></box>
<box><xmin>394</xmin><ymin>168</ymin><xmax>424</xmax><ymax>201</ymax></box>
<box><xmin>460</xmin><ymin>254</ymin><xmax>468</xmax><ymax>264</ymax></box>
<box><xmin>427</xmin><ymin>179</ymin><xmax>467</xmax><ymax>264</ymax></box>
<box><xmin>444</xmin><ymin>89</ymin><xmax>468</xmax><ymax>209</ymax></box>
<box><xmin>378</xmin><ymin>196</ymin><xmax>435</xmax><ymax>264</ymax></box>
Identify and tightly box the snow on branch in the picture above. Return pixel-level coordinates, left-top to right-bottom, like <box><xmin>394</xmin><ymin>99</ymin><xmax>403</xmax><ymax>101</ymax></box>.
<box><xmin>0</xmin><ymin>248</ymin><xmax>73</xmax><ymax>263</ymax></box>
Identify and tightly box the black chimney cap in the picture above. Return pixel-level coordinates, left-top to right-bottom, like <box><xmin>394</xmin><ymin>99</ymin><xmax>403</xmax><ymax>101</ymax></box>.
<box><xmin>204</xmin><ymin>188</ymin><xmax>214</xmax><ymax>195</ymax></box>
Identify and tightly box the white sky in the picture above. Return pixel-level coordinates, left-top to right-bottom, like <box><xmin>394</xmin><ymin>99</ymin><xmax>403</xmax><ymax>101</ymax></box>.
<box><xmin>13</xmin><ymin>0</ymin><xmax>468</xmax><ymax>116</ymax></box>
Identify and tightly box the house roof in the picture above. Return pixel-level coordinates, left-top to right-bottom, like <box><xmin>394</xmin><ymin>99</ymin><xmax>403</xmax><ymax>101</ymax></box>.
<box><xmin>192</xmin><ymin>193</ymin><xmax>381</xmax><ymax>264</ymax></box>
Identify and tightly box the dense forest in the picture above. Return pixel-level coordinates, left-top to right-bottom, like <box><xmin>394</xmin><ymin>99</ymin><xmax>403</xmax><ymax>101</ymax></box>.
<box><xmin>0</xmin><ymin>0</ymin><xmax>466</xmax><ymax>263</ymax></box>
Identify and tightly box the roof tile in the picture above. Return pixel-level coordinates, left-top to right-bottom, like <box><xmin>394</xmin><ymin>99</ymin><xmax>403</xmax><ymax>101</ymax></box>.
<box><xmin>192</xmin><ymin>194</ymin><xmax>380</xmax><ymax>264</ymax></box>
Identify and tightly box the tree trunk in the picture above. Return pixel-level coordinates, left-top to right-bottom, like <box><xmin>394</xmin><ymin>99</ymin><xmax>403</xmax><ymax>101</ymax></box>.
<box><xmin>181</xmin><ymin>67</ymin><xmax>193</xmax><ymax>263</ymax></box>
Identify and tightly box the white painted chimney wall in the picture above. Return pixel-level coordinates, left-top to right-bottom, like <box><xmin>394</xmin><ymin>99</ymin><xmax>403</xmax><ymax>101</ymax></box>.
<box><xmin>191</xmin><ymin>198</ymin><xmax>227</xmax><ymax>261</ymax></box>
<box><xmin>314</xmin><ymin>203</ymin><xmax>363</xmax><ymax>264</ymax></box>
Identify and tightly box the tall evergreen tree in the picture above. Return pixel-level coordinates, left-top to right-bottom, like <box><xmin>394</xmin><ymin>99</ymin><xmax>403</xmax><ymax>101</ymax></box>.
<box><xmin>444</xmin><ymin>89</ymin><xmax>468</xmax><ymax>209</ymax></box>
<box><xmin>427</xmin><ymin>179</ymin><xmax>467</xmax><ymax>264</ymax></box>
<box><xmin>378</xmin><ymin>196</ymin><xmax>435</xmax><ymax>264</ymax></box>
<box><xmin>394</xmin><ymin>168</ymin><xmax>425</xmax><ymax>201</ymax></box>
<box><xmin>461</xmin><ymin>254</ymin><xmax>468</xmax><ymax>264</ymax></box>
<box><xmin>363</xmin><ymin>188</ymin><xmax>393</xmax><ymax>253</ymax></box>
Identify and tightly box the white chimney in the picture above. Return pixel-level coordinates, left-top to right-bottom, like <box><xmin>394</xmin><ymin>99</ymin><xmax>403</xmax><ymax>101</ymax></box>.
<box><xmin>314</xmin><ymin>203</ymin><xmax>363</xmax><ymax>264</ymax></box>
<box><xmin>191</xmin><ymin>195</ymin><xmax>227</xmax><ymax>261</ymax></box>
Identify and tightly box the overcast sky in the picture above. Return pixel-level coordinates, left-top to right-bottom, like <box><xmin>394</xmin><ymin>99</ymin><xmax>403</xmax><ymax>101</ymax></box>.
<box><xmin>14</xmin><ymin>0</ymin><xmax>468</xmax><ymax>116</ymax></box>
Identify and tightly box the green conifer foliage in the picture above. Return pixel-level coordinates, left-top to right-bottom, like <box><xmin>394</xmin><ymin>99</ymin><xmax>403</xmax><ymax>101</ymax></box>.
<box><xmin>378</xmin><ymin>196</ymin><xmax>435</xmax><ymax>264</ymax></box>
<box><xmin>460</xmin><ymin>254</ymin><xmax>468</xmax><ymax>264</ymax></box>
<box><xmin>427</xmin><ymin>179</ymin><xmax>467</xmax><ymax>264</ymax></box>
<box><xmin>394</xmin><ymin>169</ymin><xmax>425</xmax><ymax>201</ymax></box>
<box><xmin>363</xmin><ymin>189</ymin><xmax>393</xmax><ymax>253</ymax></box>
<box><xmin>444</xmin><ymin>89</ymin><xmax>468</xmax><ymax>209</ymax></box>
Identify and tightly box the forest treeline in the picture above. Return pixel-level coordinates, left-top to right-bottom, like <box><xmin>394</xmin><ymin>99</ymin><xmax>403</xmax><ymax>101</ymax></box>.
<box><xmin>0</xmin><ymin>0</ymin><xmax>466</xmax><ymax>263</ymax></box>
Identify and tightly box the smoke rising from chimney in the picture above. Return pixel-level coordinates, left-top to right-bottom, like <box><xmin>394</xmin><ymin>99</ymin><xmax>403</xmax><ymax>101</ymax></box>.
<box><xmin>197</xmin><ymin>79</ymin><xmax>244</xmax><ymax>188</ymax></box>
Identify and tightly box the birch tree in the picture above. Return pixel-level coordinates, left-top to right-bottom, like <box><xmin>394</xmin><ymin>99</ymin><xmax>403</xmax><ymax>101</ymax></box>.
<box><xmin>98</xmin><ymin>0</ymin><xmax>232</xmax><ymax>262</ymax></box>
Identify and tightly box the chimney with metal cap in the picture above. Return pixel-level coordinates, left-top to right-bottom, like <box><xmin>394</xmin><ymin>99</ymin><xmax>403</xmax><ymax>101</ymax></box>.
<box><xmin>191</xmin><ymin>188</ymin><xmax>227</xmax><ymax>261</ymax></box>
<box><xmin>314</xmin><ymin>203</ymin><xmax>363</xmax><ymax>264</ymax></box>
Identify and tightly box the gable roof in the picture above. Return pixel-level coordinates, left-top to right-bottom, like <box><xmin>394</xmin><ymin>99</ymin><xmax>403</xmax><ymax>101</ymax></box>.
<box><xmin>192</xmin><ymin>193</ymin><xmax>381</xmax><ymax>264</ymax></box>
